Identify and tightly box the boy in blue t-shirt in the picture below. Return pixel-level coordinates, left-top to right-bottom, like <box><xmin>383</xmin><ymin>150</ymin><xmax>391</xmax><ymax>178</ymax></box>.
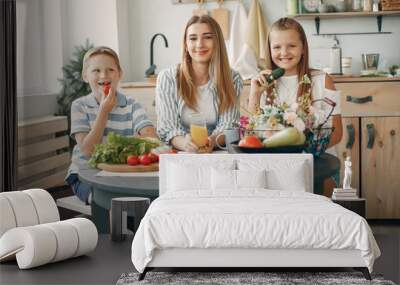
<box><xmin>66</xmin><ymin>46</ymin><xmax>157</xmax><ymax>204</ymax></box>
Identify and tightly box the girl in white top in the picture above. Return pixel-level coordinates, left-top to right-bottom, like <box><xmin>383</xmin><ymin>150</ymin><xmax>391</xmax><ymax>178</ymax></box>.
<box><xmin>156</xmin><ymin>15</ymin><xmax>243</xmax><ymax>153</ymax></box>
<box><xmin>248</xmin><ymin>17</ymin><xmax>343</xmax><ymax>151</ymax></box>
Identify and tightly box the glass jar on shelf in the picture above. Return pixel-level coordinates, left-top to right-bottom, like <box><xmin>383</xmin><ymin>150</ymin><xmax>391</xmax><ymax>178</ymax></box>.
<box><xmin>352</xmin><ymin>0</ymin><xmax>362</xmax><ymax>11</ymax></box>
<box><xmin>363</xmin><ymin>0</ymin><xmax>372</xmax><ymax>11</ymax></box>
<box><xmin>372</xmin><ymin>0</ymin><xmax>380</xmax><ymax>11</ymax></box>
<box><xmin>286</xmin><ymin>0</ymin><xmax>298</xmax><ymax>15</ymax></box>
<box><xmin>334</xmin><ymin>0</ymin><xmax>347</xmax><ymax>12</ymax></box>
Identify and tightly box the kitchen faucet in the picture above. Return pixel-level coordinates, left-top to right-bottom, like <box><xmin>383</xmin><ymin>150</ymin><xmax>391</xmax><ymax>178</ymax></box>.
<box><xmin>145</xmin><ymin>33</ymin><xmax>169</xmax><ymax>77</ymax></box>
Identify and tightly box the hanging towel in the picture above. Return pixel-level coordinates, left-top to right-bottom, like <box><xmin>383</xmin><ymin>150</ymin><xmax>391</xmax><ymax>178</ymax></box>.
<box><xmin>233</xmin><ymin>0</ymin><xmax>270</xmax><ymax>80</ymax></box>
<box><xmin>246</xmin><ymin>0</ymin><xmax>268</xmax><ymax>62</ymax></box>
<box><xmin>233</xmin><ymin>45</ymin><xmax>259</xmax><ymax>80</ymax></box>
<box><xmin>227</xmin><ymin>1</ymin><xmax>247</xmax><ymax>66</ymax></box>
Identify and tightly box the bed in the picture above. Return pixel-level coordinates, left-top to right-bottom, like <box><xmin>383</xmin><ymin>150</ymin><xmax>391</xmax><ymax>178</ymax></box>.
<box><xmin>131</xmin><ymin>153</ymin><xmax>380</xmax><ymax>280</ymax></box>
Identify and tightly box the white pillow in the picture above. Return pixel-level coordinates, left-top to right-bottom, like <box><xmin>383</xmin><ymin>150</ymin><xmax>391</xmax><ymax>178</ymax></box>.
<box><xmin>237</xmin><ymin>159</ymin><xmax>309</xmax><ymax>192</ymax></box>
<box><xmin>168</xmin><ymin>160</ymin><xmax>235</xmax><ymax>192</ymax></box>
<box><xmin>211</xmin><ymin>169</ymin><xmax>267</xmax><ymax>191</ymax></box>
<box><xmin>266</xmin><ymin>161</ymin><xmax>307</xmax><ymax>191</ymax></box>
<box><xmin>237</xmin><ymin>169</ymin><xmax>267</xmax><ymax>189</ymax></box>
<box><xmin>211</xmin><ymin>168</ymin><xmax>236</xmax><ymax>190</ymax></box>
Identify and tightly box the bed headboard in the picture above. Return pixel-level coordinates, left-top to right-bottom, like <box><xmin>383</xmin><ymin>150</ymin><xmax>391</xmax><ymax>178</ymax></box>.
<box><xmin>159</xmin><ymin>153</ymin><xmax>314</xmax><ymax>195</ymax></box>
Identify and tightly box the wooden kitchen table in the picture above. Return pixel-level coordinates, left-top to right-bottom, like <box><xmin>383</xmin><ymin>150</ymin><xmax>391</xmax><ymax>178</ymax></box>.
<box><xmin>78</xmin><ymin>167</ymin><xmax>158</xmax><ymax>233</ymax></box>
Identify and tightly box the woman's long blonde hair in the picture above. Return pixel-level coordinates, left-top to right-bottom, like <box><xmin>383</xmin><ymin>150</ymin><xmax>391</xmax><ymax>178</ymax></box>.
<box><xmin>177</xmin><ymin>15</ymin><xmax>236</xmax><ymax>113</ymax></box>
<box><xmin>266</xmin><ymin>17</ymin><xmax>312</xmax><ymax>102</ymax></box>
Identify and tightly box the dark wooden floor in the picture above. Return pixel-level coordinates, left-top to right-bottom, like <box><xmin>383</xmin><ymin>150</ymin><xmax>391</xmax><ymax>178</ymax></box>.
<box><xmin>1</xmin><ymin>187</ymin><xmax>399</xmax><ymax>284</ymax></box>
<box><xmin>1</xmin><ymin>223</ymin><xmax>399</xmax><ymax>285</ymax></box>
<box><xmin>0</xmin><ymin>234</ymin><xmax>134</xmax><ymax>285</ymax></box>
<box><xmin>368</xmin><ymin>222</ymin><xmax>400</xmax><ymax>284</ymax></box>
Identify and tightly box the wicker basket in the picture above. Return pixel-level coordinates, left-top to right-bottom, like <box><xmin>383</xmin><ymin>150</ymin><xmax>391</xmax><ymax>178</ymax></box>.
<box><xmin>241</xmin><ymin>128</ymin><xmax>280</xmax><ymax>140</ymax></box>
<box><xmin>381</xmin><ymin>0</ymin><xmax>400</xmax><ymax>11</ymax></box>
<box><xmin>304</xmin><ymin>127</ymin><xmax>334</xmax><ymax>157</ymax></box>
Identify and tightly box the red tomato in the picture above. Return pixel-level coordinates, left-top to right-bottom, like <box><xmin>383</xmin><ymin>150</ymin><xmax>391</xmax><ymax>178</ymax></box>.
<box><xmin>139</xmin><ymin>154</ymin><xmax>152</xmax><ymax>165</ymax></box>
<box><xmin>148</xmin><ymin>152</ymin><xmax>159</xmax><ymax>163</ymax></box>
<box><xmin>127</xmin><ymin>155</ymin><xmax>139</xmax><ymax>166</ymax></box>
<box><xmin>238</xmin><ymin>135</ymin><xmax>263</xmax><ymax>148</ymax></box>
<box><xmin>167</xmin><ymin>149</ymin><xmax>177</xmax><ymax>154</ymax></box>
<box><xmin>103</xmin><ymin>84</ymin><xmax>111</xmax><ymax>96</ymax></box>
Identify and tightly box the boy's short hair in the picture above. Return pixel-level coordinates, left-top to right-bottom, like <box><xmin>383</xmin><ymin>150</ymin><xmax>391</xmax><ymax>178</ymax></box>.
<box><xmin>82</xmin><ymin>46</ymin><xmax>122</xmax><ymax>78</ymax></box>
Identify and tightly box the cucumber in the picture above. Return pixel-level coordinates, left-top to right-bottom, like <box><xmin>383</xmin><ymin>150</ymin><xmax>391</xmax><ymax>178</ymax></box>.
<box><xmin>294</xmin><ymin>131</ymin><xmax>306</xmax><ymax>145</ymax></box>
<box><xmin>262</xmin><ymin>127</ymin><xmax>301</xmax><ymax>148</ymax></box>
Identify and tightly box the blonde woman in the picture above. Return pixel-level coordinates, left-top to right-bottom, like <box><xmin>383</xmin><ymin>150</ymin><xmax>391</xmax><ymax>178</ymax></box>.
<box><xmin>156</xmin><ymin>15</ymin><xmax>243</xmax><ymax>153</ymax></box>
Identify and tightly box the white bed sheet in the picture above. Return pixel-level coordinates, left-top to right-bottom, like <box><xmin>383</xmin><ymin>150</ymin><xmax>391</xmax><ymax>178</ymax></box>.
<box><xmin>131</xmin><ymin>190</ymin><xmax>380</xmax><ymax>273</ymax></box>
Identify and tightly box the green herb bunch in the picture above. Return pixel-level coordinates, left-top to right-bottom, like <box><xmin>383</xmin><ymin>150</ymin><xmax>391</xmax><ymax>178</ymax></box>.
<box><xmin>89</xmin><ymin>133</ymin><xmax>161</xmax><ymax>167</ymax></box>
<box><xmin>56</xmin><ymin>40</ymin><xmax>94</xmax><ymax>151</ymax></box>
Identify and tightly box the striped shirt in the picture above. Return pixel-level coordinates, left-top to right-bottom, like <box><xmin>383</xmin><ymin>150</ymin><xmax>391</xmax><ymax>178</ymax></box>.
<box><xmin>66</xmin><ymin>91</ymin><xmax>153</xmax><ymax>178</ymax></box>
<box><xmin>155</xmin><ymin>66</ymin><xmax>243</xmax><ymax>143</ymax></box>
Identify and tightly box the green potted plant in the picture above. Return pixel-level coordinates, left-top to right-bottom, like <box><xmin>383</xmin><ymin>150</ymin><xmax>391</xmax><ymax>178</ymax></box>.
<box><xmin>389</xmin><ymin>65</ymin><xmax>399</xmax><ymax>77</ymax></box>
<box><xmin>56</xmin><ymin>39</ymin><xmax>93</xmax><ymax>150</ymax></box>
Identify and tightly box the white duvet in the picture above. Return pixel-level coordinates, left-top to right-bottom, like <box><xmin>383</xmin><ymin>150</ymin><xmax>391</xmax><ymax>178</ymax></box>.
<box><xmin>131</xmin><ymin>190</ymin><xmax>380</xmax><ymax>273</ymax></box>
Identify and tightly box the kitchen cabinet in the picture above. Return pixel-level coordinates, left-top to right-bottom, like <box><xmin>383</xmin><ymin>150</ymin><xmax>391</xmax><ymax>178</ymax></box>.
<box><xmin>334</xmin><ymin>77</ymin><xmax>400</xmax><ymax>219</ymax></box>
<box><xmin>120</xmin><ymin>82</ymin><xmax>157</xmax><ymax>125</ymax></box>
<box><xmin>361</xmin><ymin>117</ymin><xmax>400</xmax><ymax>219</ymax></box>
<box><xmin>335</xmin><ymin>117</ymin><xmax>360</xmax><ymax>193</ymax></box>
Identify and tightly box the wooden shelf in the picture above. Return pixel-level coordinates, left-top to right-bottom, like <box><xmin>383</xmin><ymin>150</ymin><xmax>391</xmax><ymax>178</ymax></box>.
<box><xmin>171</xmin><ymin>0</ymin><xmax>234</xmax><ymax>3</ymax></box>
<box><xmin>241</xmin><ymin>77</ymin><xmax>400</xmax><ymax>85</ymax></box>
<box><xmin>332</xmin><ymin>76</ymin><xmax>400</xmax><ymax>83</ymax></box>
<box><xmin>292</xmin><ymin>11</ymin><xmax>400</xmax><ymax>19</ymax></box>
<box><xmin>292</xmin><ymin>11</ymin><xmax>400</xmax><ymax>35</ymax></box>
<box><xmin>120</xmin><ymin>81</ymin><xmax>156</xmax><ymax>88</ymax></box>
<box><xmin>122</xmin><ymin>76</ymin><xmax>400</xmax><ymax>88</ymax></box>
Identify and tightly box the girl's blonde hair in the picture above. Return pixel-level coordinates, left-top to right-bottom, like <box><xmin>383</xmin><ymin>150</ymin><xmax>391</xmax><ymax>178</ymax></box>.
<box><xmin>266</xmin><ymin>17</ymin><xmax>311</xmax><ymax>102</ymax></box>
<box><xmin>81</xmin><ymin>46</ymin><xmax>122</xmax><ymax>79</ymax></box>
<box><xmin>177</xmin><ymin>15</ymin><xmax>236</xmax><ymax>114</ymax></box>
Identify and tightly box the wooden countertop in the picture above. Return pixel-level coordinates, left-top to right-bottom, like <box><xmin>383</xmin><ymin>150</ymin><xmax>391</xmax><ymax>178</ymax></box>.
<box><xmin>120</xmin><ymin>81</ymin><xmax>156</xmax><ymax>88</ymax></box>
<box><xmin>120</xmin><ymin>76</ymin><xmax>400</xmax><ymax>89</ymax></box>
<box><xmin>332</xmin><ymin>76</ymin><xmax>400</xmax><ymax>83</ymax></box>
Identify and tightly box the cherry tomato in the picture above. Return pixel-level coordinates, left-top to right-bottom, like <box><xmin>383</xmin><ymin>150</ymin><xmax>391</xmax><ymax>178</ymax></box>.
<box><xmin>103</xmin><ymin>84</ymin><xmax>111</xmax><ymax>96</ymax></box>
<box><xmin>147</xmin><ymin>152</ymin><xmax>159</xmax><ymax>163</ymax></box>
<box><xmin>139</xmin><ymin>154</ymin><xmax>152</xmax><ymax>165</ymax></box>
<box><xmin>127</xmin><ymin>155</ymin><xmax>140</xmax><ymax>166</ymax></box>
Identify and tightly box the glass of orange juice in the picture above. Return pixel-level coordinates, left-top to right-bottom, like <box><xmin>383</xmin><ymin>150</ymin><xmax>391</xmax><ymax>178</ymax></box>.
<box><xmin>189</xmin><ymin>113</ymin><xmax>208</xmax><ymax>152</ymax></box>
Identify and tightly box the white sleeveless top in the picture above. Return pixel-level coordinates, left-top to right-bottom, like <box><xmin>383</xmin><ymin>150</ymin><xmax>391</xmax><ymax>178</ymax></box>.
<box><xmin>261</xmin><ymin>72</ymin><xmax>341</xmax><ymax>128</ymax></box>
<box><xmin>181</xmin><ymin>81</ymin><xmax>218</xmax><ymax>129</ymax></box>
<box><xmin>261</xmin><ymin>72</ymin><xmax>342</xmax><ymax>156</ymax></box>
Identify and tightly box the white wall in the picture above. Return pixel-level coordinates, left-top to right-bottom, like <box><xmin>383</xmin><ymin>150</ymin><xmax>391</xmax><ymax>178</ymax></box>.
<box><xmin>16</xmin><ymin>0</ymin><xmax>63</xmax><ymax>98</ymax></box>
<box><xmin>115</xmin><ymin>0</ymin><xmax>135</xmax><ymax>82</ymax></box>
<box><xmin>16</xmin><ymin>0</ymin><xmax>400</xmax><ymax>119</ymax></box>
<box><xmin>16</xmin><ymin>0</ymin><xmax>63</xmax><ymax>120</ymax></box>
<box><xmin>123</xmin><ymin>0</ymin><xmax>400</xmax><ymax>82</ymax></box>
<box><xmin>304</xmin><ymin>16</ymin><xmax>400</xmax><ymax>73</ymax></box>
<box><xmin>17</xmin><ymin>0</ymin><xmax>120</xmax><ymax>120</ymax></box>
<box><xmin>60</xmin><ymin>0</ymin><xmax>119</xmax><ymax>64</ymax></box>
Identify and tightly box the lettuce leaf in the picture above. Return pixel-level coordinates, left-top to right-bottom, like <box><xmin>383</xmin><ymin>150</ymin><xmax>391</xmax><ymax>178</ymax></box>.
<box><xmin>88</xmin><ymin>132</ymin><xmax>161</xmax><ymax>167</ymax></box>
